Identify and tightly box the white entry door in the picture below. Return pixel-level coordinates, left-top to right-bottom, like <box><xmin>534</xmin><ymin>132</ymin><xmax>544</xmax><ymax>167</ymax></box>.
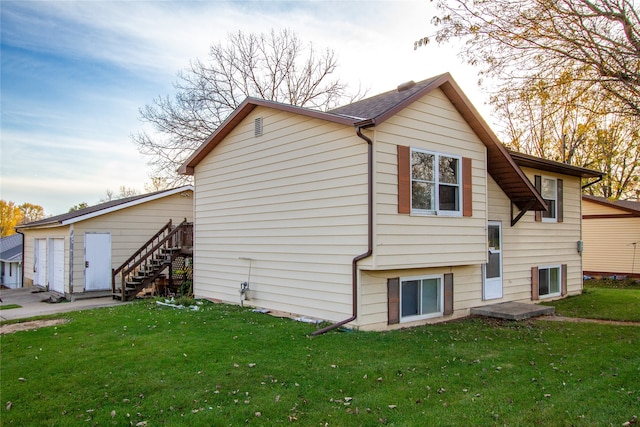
<box><xmin>48</xmin><ymin>238</ymin><xmax>65</xmax><ymax>294</ymax></box>
<box><xmin>85</xmin><ymin>233</ymin><xmax>112</xmax><ymax>291</ymax></box>
<box><xmin>34</xmin><ymin>238</ymin><xmax>47</xmax><ymax>287</ymax></box>
<box><xmin>483</xmin><ymin>221</ymin><xmax>503</xmax><ymax>300</ymax></box>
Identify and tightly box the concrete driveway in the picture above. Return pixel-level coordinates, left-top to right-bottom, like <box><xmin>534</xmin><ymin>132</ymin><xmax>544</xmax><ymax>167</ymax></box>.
<box><xmin>0</xmin><ymin>287</ymin><xmax>123</xmax><ymax>321</ymax></box>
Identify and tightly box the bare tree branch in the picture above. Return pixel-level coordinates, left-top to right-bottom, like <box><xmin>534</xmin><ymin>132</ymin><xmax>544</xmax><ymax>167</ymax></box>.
<box><xmin>133</xmin><ymin>29</ymin><xmax>365</xmax><ymax>185</ymax></box>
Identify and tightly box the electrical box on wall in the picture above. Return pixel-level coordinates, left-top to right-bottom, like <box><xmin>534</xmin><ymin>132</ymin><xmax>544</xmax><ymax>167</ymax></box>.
<box><xmin>577</xmin><ymin>240</ymin><xmax>583</xmax><ymax>254</ymax></box>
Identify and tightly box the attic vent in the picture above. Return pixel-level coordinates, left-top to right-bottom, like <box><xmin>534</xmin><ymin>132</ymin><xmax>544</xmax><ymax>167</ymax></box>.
<box><xmin>254</xmin><ymin>117</ymin><xmax>263</xmax><ymax>137</ymax></box>
<box><xmin>397</xmin><ymin>80</ymin><xmax>416</xmax><ymax>92</ymax></box>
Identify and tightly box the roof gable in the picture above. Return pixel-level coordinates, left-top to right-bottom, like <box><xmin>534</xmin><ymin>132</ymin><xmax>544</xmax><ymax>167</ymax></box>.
<box><xmin>17</xmin><ymin>186</ymin><xmax>193</xmax><ymax>229</ymax></box>
<box><xmin>179</xmin><ymin>73</ymin><xmax>551</xmax><ymax>210</ymax></box>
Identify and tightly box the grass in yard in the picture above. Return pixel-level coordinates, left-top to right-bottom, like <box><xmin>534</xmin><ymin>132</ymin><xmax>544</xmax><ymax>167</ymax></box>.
<box><xmin>1</xmin><ymin>300</ymin><xmax>639</xmax><ymax>426</ymax></box>
<box><xmin>542</xmin><ymin>278</ymin><xmax>640</xmax><ymax>322</ymax></box>
<box><xmin>0</xmin><ymin>304</ymin><xmax>21</xmax><ymax>310</ymax></box>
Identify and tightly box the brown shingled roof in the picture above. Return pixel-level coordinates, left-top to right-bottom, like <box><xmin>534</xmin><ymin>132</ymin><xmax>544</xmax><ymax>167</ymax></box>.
<box><xmin>17</xmin><ymin>186</ymin><xmax>193</xmax><ymax>229</ymax></box>
<box><xmin>179</xmin><ymin>73</ymin><xmax>551</xmax><ymax>211</ymax></box>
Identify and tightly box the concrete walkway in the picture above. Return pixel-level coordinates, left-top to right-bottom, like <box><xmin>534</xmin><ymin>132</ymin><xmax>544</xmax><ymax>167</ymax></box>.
<box><xmin>0</xmin><ymin>287</ymin><xmax>123</xmax><ymax>321</ymax></box>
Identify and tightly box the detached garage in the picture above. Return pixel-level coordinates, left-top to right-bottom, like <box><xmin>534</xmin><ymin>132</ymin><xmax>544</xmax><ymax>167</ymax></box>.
<box><xmin>17</xmin><ymin>186</ymin><xmax>193</xmax><ymax>299</ymax></box>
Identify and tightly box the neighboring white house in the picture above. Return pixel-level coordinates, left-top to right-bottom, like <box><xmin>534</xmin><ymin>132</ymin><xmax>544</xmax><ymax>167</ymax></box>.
<box><xmin>582</xmin><ymin>195</ymin><xmax>640</xmax><ymax>278</ymax></box>
<box><xmin>179</xmin><ymin>73</ymin><xmax>601</xmax><ymax>331</ymax></box>
<box><xmin>1</xmin><ymin>234</ymin><xmax>23</xmax><ymax>288</ymax></box>
<box><xmin>16</xmin><ymin>186</ymin><xmax>194</xmax><ymax>299</ymax></box>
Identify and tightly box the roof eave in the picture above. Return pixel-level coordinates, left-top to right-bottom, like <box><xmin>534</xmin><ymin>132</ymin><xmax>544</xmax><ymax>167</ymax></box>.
<box><xmin>510</xmin><ymin>151</ymin><xmax>604</xmax><ymax>179</ymax></box>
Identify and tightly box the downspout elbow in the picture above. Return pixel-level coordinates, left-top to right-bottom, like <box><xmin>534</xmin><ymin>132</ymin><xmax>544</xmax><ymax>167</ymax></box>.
<box><xmin>311</xmin><ymin>125</ymin><xmax>373</xmax><ymax>336</ymax></box>
<box><xmin>581</xmin><ymin>175</ymin><xmax>603</xmax><ymax>190</ymax></box>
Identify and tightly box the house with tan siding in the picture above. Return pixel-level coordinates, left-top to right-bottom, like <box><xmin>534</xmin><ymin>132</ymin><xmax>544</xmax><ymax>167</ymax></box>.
<box><xmin>16</xmin><ymin>186</ymin><xmax>193</xmax><ymax>299</ymax></box>
<box><xmin>582</xmin><ymin>195</ymin><xmax>640</xmax><ymax>278</ymax></box>
<box><xmin>179</xmin><ymin>73</ymin><xmax>601</xmax><ymax>331</ymax></box>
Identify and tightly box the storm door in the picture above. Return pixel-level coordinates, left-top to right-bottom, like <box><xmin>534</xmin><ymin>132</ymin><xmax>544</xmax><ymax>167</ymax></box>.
<box><xmin>483</xmin><ymin>221</ymin><xmax>503</xmax><ymax>300</ymax></box>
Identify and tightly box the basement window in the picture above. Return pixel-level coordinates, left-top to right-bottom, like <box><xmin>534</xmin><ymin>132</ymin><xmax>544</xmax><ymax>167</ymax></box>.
<box><xmin>400</xmin><ymin>275</ymin><xmax>443</xmax><ymax>322</ymax></box>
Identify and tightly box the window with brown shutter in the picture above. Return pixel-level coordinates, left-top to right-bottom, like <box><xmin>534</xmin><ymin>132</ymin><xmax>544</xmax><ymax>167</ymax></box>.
<box><xmin>397</xmin><ymin>145</ymin><xmax>472</xmax><ymax>216</ymax></box>
<box><xmin>534</xmin><ymin>175</ymin><xmax>542</xmax><ymax>222</ymax></box>
<box><xmin>389</xmin><ymin>274</ymin><xmax>450</xmax><ymax>323</ymax></box>
<box><xmin>534</xmin><ymin>264</ymin><xmax>564</xmax><ymax>298</ymax></box>
<box><xmin>535</xmin><ymin>175</ymin><xmax>563</xmax><ymax>223</ymax></box>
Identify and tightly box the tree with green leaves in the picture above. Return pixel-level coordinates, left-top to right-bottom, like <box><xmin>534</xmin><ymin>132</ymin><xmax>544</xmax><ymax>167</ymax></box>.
<box><xmin>134</xmin><ymin>28</ymin><xmax>364</xmax><ymax>186</ymax></box>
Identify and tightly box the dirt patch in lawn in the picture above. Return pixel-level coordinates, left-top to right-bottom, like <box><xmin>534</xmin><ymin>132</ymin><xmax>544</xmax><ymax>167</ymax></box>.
<box><xmin>0</xmin><ymin>319</ymin><xmax>69</xmax><ymax>334</ymax></box>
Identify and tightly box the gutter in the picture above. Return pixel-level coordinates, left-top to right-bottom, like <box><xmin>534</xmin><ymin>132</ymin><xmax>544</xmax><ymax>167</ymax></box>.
<box><xmin>581</xmin><ymin>175</ymin><xmax>603</xmax><ymax>190</ymax></box>
<box><xmin>311</xmin><ymin>125</ymin><xmax>374</xmax><ymax>336</ymax></box>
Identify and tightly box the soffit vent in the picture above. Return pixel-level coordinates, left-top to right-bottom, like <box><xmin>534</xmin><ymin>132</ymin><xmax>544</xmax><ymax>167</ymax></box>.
<box><xmin>254</xmin><ymin>117</ymin><xmax>263</xmax><ymax>137</ymax></box>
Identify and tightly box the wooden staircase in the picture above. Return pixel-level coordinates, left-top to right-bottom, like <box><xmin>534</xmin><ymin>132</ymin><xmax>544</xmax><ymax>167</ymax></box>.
<box><xmin>112</xmin><ymin>219</ymin><xmax>193</xmax><ymax>300</ymax></box>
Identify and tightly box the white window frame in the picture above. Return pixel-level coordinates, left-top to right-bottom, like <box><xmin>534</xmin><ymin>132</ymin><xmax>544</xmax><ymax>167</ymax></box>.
<box><xmin>399</xmin><ymin>274</ymin><xmax>444</xmax><ymax>322</ymax></box>
<box><xmin>541</xmin><ymin>176</ymin><xmax>557</xmax><ymax>223</ymax></box>
<box><xmin>410</xmin><ymin>148</ymin><xmax>462</xmax><ymax>216</ymax></box>
<box><xmin>538</xmin><ymin>265</ymin><xmax>562</xmax><ymax>298</ymax></box>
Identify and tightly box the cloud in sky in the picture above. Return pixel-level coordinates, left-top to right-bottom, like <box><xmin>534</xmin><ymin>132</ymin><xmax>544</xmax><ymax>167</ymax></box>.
<box><xmin>1</xmin><ymin>1</ymin><xmax>487</xmax><ymax>215</ymax></box>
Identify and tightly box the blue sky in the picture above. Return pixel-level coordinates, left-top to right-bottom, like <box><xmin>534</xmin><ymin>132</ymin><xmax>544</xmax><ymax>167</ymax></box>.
<box><xmin>1</xmin><ymin>0</ymin><xmax>487</xmax><ymax>215</ymax></box>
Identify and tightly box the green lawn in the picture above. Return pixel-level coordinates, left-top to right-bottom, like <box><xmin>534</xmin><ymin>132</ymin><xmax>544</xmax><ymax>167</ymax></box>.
<box><xmin>1</xmin><ymin>297</ymin><xmax>639</xmax><ymax>427</ymax></box>
<box><xmin>542</xmin><ymin>278</ymin><xmax>640</xmax><ymax>322</ymax></box>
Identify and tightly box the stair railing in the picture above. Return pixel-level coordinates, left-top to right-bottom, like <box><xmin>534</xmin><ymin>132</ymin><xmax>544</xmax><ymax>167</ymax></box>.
<box><xmin>111</xmin><ymin>220</ymin><xmax>192</xmax><ymax>300</ymax></box>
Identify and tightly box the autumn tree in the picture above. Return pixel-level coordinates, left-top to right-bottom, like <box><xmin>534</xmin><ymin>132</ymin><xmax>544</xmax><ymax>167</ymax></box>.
<box><xmin>495</xmin><ymin>76</ymin><xmax>640</xmax><ymax>198</ymax></box>
<box><xmin>418</xmin><ymin>0</ymin><xmax>640</xmax><ymax>198</ymax></box>
<box><xmin>1</xmin><ymin>200</ymin><xmax>23</xmax><ymax>237</ymax></box>
<box><xmin>133</xmin><ymin>28</ymin><xmax>364</xmax><ymax>186</ymax></box>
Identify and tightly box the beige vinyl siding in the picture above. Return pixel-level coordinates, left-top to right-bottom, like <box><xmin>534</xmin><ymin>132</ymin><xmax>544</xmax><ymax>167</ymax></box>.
<box><xmin>371</xmin><ymin>88</ymin><xmax>487</xmax><ymax>269</ymax></box>
<box><xmin>21</xmin><ymin>227</ymin><xmax>69</xmax><ymax>289</ymax></box>
<box><xmin>582</xmin><ymin>200</ymin><xmax>622</xmax><ymax>216</ymax></box>
<box><xmin>486</xmin><ymin>169</ymin><xmax>583</xmax><ymax>302</ymax></box>
<box><xmin>20</xmin><ymin>193</ymin><xmax>193</xmax><ymax>294</ymax></box>
<box><xmin>193</xmin><ymin>107</ymin><xmax>368</xmax><ymax>321</ymax></box>
<box><xmin>582</xmin><ymin>200</ymin><xmax>640</xmax><ymax>275</ymax></box>
<box><xmin>358</xmin><ymin>265</ymin><xmax>479</xmax><ymax>330</ymax></box>
<box><xmin>72</xmin><ymin>193</ymin><xmax>193</xmax><ymax>293</ymax></box>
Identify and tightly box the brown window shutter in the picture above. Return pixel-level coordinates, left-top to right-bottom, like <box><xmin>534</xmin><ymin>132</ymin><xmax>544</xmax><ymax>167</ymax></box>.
<box><xmin>462</xmin><ymin>157</ymin><xmax>472</xmax><ymax>217</ymax></box>
<box><xmin>534</xmin><ymin>175</ymin><xmax>542</xmax><ymax>222</ymax></box>
<box><xmin>387</xmin><ymin>278</ymin><xmax>400</xmax><ymax>325</ymax></box>
<box><xmin>561</xmin><ymin>264</ymin><xmax>568</xmax><ymax>296</ymax></box>
<box><xmin>397</xmin><ymin>145</ymin><xmax>411</xmax><ymax>214</ymax></box>
<box><xmin>557</xmin><ymin>179</ymin><xmax>563</xmax><ymax>223</ymax></box>
<box><xmin>443</xmin><ymin>273</ymin><xmax>454</xmax><ymax>315</ymax></box>
<box><xmin>531</xmin><ymin>267</ymin><xmax>539</xmax><ymax>300</ymax></box>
